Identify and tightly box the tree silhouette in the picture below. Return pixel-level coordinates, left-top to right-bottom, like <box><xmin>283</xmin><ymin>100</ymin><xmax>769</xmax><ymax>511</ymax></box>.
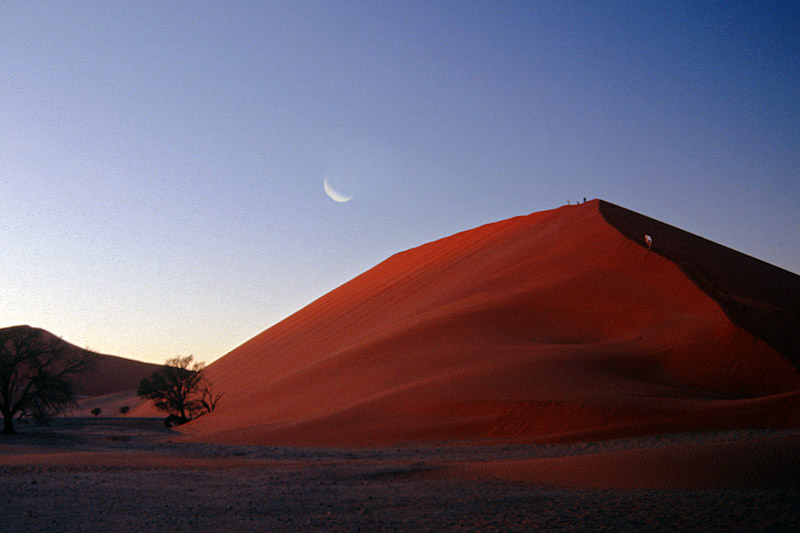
<box><xmin>137</xmin><ymin>355</ymin><xmax>221</xmax><ymax>425</ymax></box>
<box><xmin>1</xmin><ymin>326</ymin><xmax>97</xmax><ymax>435</ymax></box>
<box><xmin>198</xmin><ymin>381</ymin><xmax>224</xmax><ymax>414</ymax></box>
<box><xmin>90</xmin><ymin>407</ymin><xmax>101</xmax><ymax>417</ymax></box>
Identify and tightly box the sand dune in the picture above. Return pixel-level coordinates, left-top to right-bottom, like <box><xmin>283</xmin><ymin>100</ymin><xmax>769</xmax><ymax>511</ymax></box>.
<box><xmin>14</xmin><ymin>328</ymin><xmax>160</xmax><ymax>397</ymax></box>
<box><xmin>74</xmin><ymin>352</ymin><xmax>160</xmax><ymax>397</ymax></box>
<box><xmin>180</xmin><ymin>200</ymin><xmax>800</xmax><ymax>446</ymax></box>
<box><xmin>599</xmin><ymin>201</ymin><xmax>800</xmax><ymax>371</ymax></box>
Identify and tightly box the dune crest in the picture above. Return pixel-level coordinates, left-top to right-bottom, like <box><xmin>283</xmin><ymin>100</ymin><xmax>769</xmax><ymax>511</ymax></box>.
<box><xmin>8</xmin><ymin>328</ymin><xmax>160</xmax><ymax>397</ymax></box>
<box><xmin>182</xmin><ymin>200</ymin><xmax>800</xmax><ymax>446</ymax></box>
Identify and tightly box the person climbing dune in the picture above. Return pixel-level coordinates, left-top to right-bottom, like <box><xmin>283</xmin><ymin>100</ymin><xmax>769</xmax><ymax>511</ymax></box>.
<box><xmin>645</xmin><ymin>234</ymin><xmax>653</xmax><ymax>249</ymax></box>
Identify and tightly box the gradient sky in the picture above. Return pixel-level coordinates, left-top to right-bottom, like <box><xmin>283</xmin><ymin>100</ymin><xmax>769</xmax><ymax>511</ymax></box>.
<box><xmin>2</xmin><ymin>1</ymin><xmax>798</xmax><ymax>364</ymax></box>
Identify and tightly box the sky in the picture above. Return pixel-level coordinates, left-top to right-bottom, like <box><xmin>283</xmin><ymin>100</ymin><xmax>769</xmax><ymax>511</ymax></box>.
<box><xmin>2</xmin><ymin>1</ymin><xmax>798</xmax><ymax>364</ymax></box>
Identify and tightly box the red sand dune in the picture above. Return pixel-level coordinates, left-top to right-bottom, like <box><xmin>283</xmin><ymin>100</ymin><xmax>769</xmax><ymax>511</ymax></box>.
<box><xmin>181</xmin><ymin>200</ymin><xmax>800</xmax><ymax>446</ymax></box>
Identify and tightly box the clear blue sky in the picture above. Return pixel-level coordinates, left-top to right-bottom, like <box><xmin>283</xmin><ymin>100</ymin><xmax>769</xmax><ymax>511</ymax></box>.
<box><xmin>2</xmin><ymin>1</ymin><xmax>798</xmax><ymax>363</ymax></box>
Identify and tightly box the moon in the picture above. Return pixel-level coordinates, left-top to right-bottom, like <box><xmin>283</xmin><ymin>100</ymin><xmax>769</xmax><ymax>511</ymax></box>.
<box><xmin>323</xmin><ymin>176</ymin><xmax>353</xmax><ymax>203</ymax></box>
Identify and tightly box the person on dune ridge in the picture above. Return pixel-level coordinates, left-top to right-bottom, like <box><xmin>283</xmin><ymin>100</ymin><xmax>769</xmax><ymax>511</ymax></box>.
<box><xmin>645</xmin><ymin>234</ymin><xmax>653</xmax><ymax>249</ymax></box>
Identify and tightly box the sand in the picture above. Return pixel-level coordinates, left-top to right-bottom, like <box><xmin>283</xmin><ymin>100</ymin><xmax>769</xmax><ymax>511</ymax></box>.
<box><xmin>74</xmin><ymin>353</ymin><xmax>159</xmax><ymax>397</ymax></box>
<box><xmin>6</xmin><ymin>200</ymin><xmax>800</xmax><ymax>530</ymax></box>
<box><xmin>599</xmin><ymin>200</ymin><xmax>800</xmax><ymax>370</ymax></box>
<box><xmin>444</xmin><ymin>434</ymin><xmax>800</xmax><ymax>490</ymax></box>
<box><xmin>28</xmin><ymin>329</ymin><xmax>161</xmax><ymax>397</ymax></box>
<box><xmin>1</xmin><ymin>417</ymin><xmax>798</xmax><ymax>531</ymax></box>
<box><xmin>176</xmin><ymin>200</ymin><xmax>799</xmax><ymax>446</ymax></box>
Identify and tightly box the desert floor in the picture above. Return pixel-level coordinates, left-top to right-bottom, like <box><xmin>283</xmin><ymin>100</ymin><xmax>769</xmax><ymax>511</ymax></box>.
<box><xmin>1</xmin><ymin>418</ymin><xmax>798</xmax><ymax>532</ymax></box>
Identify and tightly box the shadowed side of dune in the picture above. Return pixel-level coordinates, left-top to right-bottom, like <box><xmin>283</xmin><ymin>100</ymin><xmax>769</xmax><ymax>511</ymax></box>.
<box><xmin>181</xmin><ymin>201</ymin><xmax>800</xmax><ymax>447</ymax></box>
<box><xmin>599</xmin><ymin>200</ymin><xmax>800</xmax><ymax>372</ymax></box>
<box><xmin>34</xmin><ymin>330</ymin><xmax>160</xmax><ymax>396</ymax></box>
<box><xmin>74</xmin><ymin>353</ymin><xmax>160</xmax><ymax>397</ymax></box>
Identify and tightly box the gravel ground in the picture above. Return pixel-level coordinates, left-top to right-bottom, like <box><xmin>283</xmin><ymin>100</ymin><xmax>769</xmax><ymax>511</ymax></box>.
<box><xmin>1</xmin><ymin>418</ymin><xmax>798</xmax><ymax>532</ymax></box>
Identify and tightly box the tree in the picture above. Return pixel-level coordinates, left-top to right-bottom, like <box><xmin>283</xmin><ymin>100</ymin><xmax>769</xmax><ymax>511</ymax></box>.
<box><xmin>137</xmin><ymin>355</ymin><xmax>221</xmax><ymax>425</ymax></box>
<box><xmin>90</xmin><ymin>407</ymin><xmax>101</xmax><ymax>418</ymax></box>
<box><xmin>198</xmin><ymin>381</ymin><xmax>224</xmax><ymax>414</ymax></box>
<box><xmin>0</xmin><ymin>326</ymin><xmax>97</xmax><ymax>435</ymax></box>
<box><xmin>118</xmin><ymin>405</ymin><xmax>130</xmax><ymax>415</ymax></box>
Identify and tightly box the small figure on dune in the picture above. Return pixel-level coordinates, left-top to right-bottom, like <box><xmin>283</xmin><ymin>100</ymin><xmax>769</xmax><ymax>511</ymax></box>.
<box><xmin>645</xmin><ymin>234</ymin><xmax>653</xmax><ymax>249</ymax></box>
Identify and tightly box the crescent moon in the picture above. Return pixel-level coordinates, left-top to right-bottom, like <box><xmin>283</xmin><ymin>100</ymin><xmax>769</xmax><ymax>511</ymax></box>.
<box><xmin>323</xmin><ymin>176</ymin><xmax>353</xmax><ymax>203</ymax></box>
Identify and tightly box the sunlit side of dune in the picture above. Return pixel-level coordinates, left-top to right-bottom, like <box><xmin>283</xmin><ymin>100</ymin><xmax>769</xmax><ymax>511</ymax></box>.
<box><xmin>180</xmin><ymin>200</ymin><xmax>800</xmax><ymax>446</ymax></box>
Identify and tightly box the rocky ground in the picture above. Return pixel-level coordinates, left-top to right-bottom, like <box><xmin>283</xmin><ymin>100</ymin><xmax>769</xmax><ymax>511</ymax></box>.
<box><xmin>1</xmin><ymin>418</ymin><xmax>798</xmax><ymax>532</ymax></box>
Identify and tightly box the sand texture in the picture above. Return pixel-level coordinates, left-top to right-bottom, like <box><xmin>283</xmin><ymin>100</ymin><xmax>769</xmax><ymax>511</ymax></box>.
<box><xmin>176</xmin><ymin>200</ymin><xmax>800</xmax><ymax>446</ymax></box>
<box><xmin>1</xmin><ymin>418</ymin><xmax>798</xmax><ymax>532</ymax></box>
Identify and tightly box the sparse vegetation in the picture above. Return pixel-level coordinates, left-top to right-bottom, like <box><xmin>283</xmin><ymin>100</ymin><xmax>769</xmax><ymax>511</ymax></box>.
<box><xmin>91</xmin><ymin>407</ymin><xmax>101</xmax><ymax>418</ymax></box>
<box><xmin>137</xmin><ymin>355</ymin><xmax>222</xmax><ymax>426</ymax></box>
<box><xmin>0</xmin><ymin>325</ymin><xmax>97</xmax><ymax>435</ymax></box>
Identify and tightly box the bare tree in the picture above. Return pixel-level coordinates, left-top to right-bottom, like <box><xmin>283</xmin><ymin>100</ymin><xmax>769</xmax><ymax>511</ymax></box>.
<box><xmin>137</xmin><ymin>355</ymin><xmax>221</xmax><ymax>425</ymax></box>
<box><xmin>199</xmin><ymin>381</ymin><xmax>224</xmax><ymax>413</ymax></box>
<box><xmin>1</xmin><ymin>326</ymin><xmax>97</xmax><ymax>435</ymax></box>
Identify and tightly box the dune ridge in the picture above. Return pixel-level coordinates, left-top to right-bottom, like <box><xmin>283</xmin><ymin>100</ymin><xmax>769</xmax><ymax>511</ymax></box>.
<box><xmin>10</xmin><ymin>327</ymin><xmax>160</xmax><ymax>397</ymax></box>
<box><xmin>599</xmin><ymin>200</ymin><xmax>800</xmax><ymax>371</ymax></box>
<box><xmin>181</xmin><ymin>200</ymin><xmax>800</xmax><ymax>446</ymax></box>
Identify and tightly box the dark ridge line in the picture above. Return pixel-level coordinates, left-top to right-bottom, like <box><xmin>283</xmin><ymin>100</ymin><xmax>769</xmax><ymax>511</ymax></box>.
<box><xmin>598</xmin><ymin>200</ymin><xmax>800</xmax><ymax>374</ymax></box>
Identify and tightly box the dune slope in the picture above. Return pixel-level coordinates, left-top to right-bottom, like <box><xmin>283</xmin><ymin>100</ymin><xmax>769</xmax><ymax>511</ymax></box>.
<box><xmin>184</xmin><ymin>200</ymin><xmax>800</xmax><ymax>446</ymax></box>
<box><xmin>36</xmin><ymin>328</ymin><xmax>159</xmax><ymax>396</ymax></box>
<box><xmin>599</xmin><ymin>200</ymin><xmax>800</xmax><ymax>371</ymax></box>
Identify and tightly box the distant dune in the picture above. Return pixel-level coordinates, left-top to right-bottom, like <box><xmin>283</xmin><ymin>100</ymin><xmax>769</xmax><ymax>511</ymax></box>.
<box><xmin>181</xmin><ymin>200</ymin><xmax>800</xmax><ymax>446</ymax></box>
<box><xmin>34</xmin><ymin>328</ymin><xmax>159</xmax><ymax>397</ymax></box>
